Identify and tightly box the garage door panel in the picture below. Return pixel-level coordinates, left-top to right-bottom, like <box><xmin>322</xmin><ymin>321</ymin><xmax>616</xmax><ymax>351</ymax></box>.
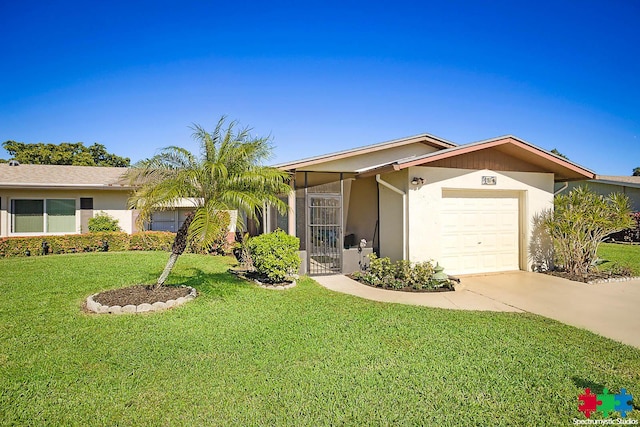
<box><xmin>441</xmin><ymin>192</ymin><xmax>520</xmax><ymax>275</ymax></box>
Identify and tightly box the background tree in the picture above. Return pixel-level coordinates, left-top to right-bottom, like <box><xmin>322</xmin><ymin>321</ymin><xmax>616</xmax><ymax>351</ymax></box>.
<box><xmin>126</xmin><ymin>116</ymin><xmax>291</xmax><ymax>289</ymax></box>
<box><xmin>550</xmin><ymin>148</ymin><xmax>569</xmax><ymax>160</ymax></box>
<box><xmin>1</xmin><ymin>141</ymin><xmax>130</xmax><ymax>166</ymax></box>
<box><xmin>543</xmin><ymin>186</ymin><xmax>633</xmax><ymax>275</ymax></box>
<box><xmin>633</xmin><ymin>167</ymin><xmax>640</xmax><ymax>176</ymax></box>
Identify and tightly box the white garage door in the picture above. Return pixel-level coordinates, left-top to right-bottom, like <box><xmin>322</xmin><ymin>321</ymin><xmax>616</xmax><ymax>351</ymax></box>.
<box><xmin>440</xmin><ymin>191</ymin><xmax>520</xmax><ymax>275</ymax></box>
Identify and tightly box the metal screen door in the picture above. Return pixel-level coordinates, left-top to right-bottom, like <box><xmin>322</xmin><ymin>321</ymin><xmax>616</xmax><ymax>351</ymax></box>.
<box><xmin>307</xmin><ymin>194</ymin><xmax>342</xmax><ymax>275</ymax></box>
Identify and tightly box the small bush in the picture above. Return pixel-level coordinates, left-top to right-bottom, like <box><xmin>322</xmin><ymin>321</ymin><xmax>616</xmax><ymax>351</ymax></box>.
<box><xmin>411</xmin><ymin>261</ymin><xmax>436</xmax><ymax>290</ymax></box>
<box><xmin>88</xmin><ymin>212</ymin><xmax>122</xmax><ymax>232</ymax></box>
<box><xmin>247</xmin><ymin>230</ymin><xmax>300</xmax><ymax>283</ymax></box>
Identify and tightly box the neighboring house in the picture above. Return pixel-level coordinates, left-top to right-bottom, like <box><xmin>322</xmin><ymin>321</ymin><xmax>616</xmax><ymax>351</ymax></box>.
<box><xmin>0</xmin><ymin>163</ymin><xmax>236</xmax><ymax>238</ymax></box>
<box><xmin>560</xmin><ymin>175</ymin><xmax>640</xmax><ymax>211</ymax></box>
<box><xmin>268</xmin><ymin>134</ymin><xmax>595</xmax><ymax>276</ymax></box>
<box><xmin>0</xmin><ymin>163</ymin><xmax>136</xmax><ymax>237</ymax></box>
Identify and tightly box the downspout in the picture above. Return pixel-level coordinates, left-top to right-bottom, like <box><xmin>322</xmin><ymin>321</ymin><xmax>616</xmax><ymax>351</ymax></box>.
<box><xmin>376</xmin><ymin>174</ymin><xmax>407</xmax><ymax>260</ymax></box>
<box><xmin>554</xmin><ymin>182</ymin><xmax>568</xmax><ymax>195</ymax></box>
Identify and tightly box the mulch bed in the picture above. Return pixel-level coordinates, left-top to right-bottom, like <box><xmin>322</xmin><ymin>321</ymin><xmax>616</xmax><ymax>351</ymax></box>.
<box><xmin>228</xmin><ymin>268</ymin><xmax>294</xmax><ymax>287</ymax></box>
<box><xmin>540</xmin><ymin>270</ymin><xmax>631</xmax><ymax>283</ymax></box>
<box><xmin>347</xmin><ymin>274</ymin><xmax>455</xmax><ymax>293</ymax></box>
<box><xmin>92</xmin><ymin>285</ymin><xmax>191</xmax><ymax>307</ymax></box>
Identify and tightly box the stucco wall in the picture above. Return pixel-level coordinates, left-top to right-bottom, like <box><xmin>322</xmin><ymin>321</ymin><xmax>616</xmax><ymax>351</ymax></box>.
<box><xmin>0</xmin><ymin>189</ymin><xmax>133</xmax><ymax>237</ymax></box>
<box><xmin>92</xmin><ymin>191</ymin><xmax>135</xmax><ymax>233</ymax></box>
<box><xmin>378</xmin><ymin>170</ymin><xmax>408</xmax><ymax>261</ymax></box>
<box><xmin>345</xmin><ymin>176</ymin><xmax>378</xmax><ymax>247</ymax></box>
<box><xmin>406</xmin><ymin>167</ymin><xmax>554</xmax><ymax>271</ymax></box>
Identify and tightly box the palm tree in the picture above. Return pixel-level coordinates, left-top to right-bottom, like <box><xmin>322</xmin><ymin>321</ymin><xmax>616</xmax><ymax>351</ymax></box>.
<box><xmin>127</xmin><ymin>116</ymin><xmax>291</xmax><ymax>289</ymax></box>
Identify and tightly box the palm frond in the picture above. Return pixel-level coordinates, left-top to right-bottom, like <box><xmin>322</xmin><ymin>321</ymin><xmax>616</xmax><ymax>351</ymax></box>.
<box><xmin>128</xmin><ymin>115</ymin><xmax>291</xmax><ymax>237</ymax></box>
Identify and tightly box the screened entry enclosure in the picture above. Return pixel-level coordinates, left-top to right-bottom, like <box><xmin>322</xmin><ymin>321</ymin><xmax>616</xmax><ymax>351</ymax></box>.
<box><xmin>264</xmin><ymin>171</ymin><xmax>377</xmax><ymax>276</ymax></box>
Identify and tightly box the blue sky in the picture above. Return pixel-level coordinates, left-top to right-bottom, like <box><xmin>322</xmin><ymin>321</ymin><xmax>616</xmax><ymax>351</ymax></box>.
<box><xmin>1</xmin><ymin>0</ymin><xmax>638</xmax><ymax>175</ymax></box>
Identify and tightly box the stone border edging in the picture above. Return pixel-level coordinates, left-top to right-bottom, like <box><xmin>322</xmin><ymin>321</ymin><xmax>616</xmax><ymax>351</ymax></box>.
<box><xmin>254</xmin><ymin>279</ymin><xmax>297</xmax><ymax>290</ymax></box>
<box><xmin>587</xmin><ymin>276</ymin><xmax>640</xmax><ymax>285</ymax></box>
<box><xmin>228</xmin><ymin>268</ymin><xmax>297</xmax><ymax>290</ymax></box>
<box><xmin>85</xmin><ymin>286</ymin><xmax>197</xmax><ymax>314</ymax></box>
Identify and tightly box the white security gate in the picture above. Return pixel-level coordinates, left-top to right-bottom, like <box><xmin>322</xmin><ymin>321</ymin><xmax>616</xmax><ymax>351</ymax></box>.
<box><xmin>440</xmin><ymin>191</ymin><xmax>520</xmax><ymax>275</ymax></box>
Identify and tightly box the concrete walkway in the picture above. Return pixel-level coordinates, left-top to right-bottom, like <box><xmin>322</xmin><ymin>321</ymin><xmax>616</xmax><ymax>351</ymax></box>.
<box><xmin>313</xmin><ymin>272</ymin><xmax>640</xmax><ymax>349</ymax></box>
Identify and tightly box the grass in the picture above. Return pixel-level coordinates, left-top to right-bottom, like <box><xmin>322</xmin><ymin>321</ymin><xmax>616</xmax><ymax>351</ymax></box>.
<box><xmin>597</xmin><ymin>242</ymin><xmax>640</xmax><ymax>275</ymax></box>
<box><xmin>1</xmin><ymin>252</ymin><xmax>639</xmax><ymax>426</ymax></box>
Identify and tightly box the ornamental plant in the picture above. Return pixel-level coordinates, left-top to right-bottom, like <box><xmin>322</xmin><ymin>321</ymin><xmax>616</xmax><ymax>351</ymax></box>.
<box><xmin>247</xmin><ymin>230</ymin><xmax>300</xmax><ymax>283</ymax></box>
<box><xmin>126</xmin><ymin>116</ymin><xmax>291</xmax><ymax>289</ymax></box>
<box><xmin>543</xmin><ymin>186</ymin><xmax>633</xmax><ymax>275</ymax></box>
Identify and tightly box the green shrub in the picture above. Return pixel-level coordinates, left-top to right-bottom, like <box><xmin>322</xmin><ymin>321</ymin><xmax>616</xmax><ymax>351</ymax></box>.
<box><xmin>369</xmin><ymin>254</ymin><xmax>394</xmax><ymax>282</ymax></box>
<box><xmin>88</xmin><ymin>212</ymin><xmax>122</xmax><ymax>232</ymax></box>
<box><xmin>247</xmin><ymin>230</ymin><xmax>300</xmax><ymax>283</ymax></box>
<box><xmin>410</xmin><ymin>261</ymin><xmax>437</xmax><ymax>290</ymax></box>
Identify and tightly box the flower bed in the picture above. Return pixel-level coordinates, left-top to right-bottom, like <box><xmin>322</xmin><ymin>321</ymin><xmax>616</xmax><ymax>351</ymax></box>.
<box><xmin>349</xmin><ymin>254</ymin><xmax>456</xmax><ymax>292</ymax></box>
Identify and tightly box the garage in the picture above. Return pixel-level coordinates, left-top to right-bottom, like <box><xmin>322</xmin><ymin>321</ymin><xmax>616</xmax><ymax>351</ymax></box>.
<box><xmin>440</xmin><ymin>190</ymin><xmax>520</xmax><ymax>275</ymax></box>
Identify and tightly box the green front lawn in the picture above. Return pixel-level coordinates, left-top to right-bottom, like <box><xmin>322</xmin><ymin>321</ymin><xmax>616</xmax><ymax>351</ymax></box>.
<box><xmin>1</xmin><ymin>252</ymin><xmax>639</xmax><ymax>425</ymax></box>
<box><xmin>598</xmin><ymin>242</ymin><xmax>640</xmax><ymax>275</ymax></box>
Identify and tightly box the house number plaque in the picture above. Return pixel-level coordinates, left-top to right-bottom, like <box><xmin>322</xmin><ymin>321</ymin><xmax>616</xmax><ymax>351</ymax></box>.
<box><xmin>482</xmin><ymin>176</ymin><xmax>497</xmax><ymax>185</ymax></box>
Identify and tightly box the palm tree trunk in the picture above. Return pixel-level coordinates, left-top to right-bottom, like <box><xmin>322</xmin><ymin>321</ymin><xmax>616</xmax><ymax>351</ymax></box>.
<box><xmin>153</xmin><ymin>212</ymin><xmax>194</xmax><ymax>289</ymax></box>
<box><xmin>156</xmin><ymin>252</ymin><xmax>179</xmax><ymax>288</ymax></box>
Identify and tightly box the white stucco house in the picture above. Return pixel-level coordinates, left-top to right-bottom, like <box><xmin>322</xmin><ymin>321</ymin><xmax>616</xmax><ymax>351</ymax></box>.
<box><xmin>266</xmin><ymin>134</ymin><xmax>595</xmax><ymax>276</ymax></box>
<box><xmin>1</xmin><ymin>132</ymin><xmax>596</xmax><ymax>277</ymax></box>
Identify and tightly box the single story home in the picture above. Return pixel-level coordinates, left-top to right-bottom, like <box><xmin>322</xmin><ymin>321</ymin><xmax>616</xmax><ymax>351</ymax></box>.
<box><xmin>266</xmin><ymin>134</ymin><xmax>595</xmax><ymax>276</ymax></box>
<box><xmin>559</xmin><ymin>175</ymin><xmax>640</xmax><ymax>211</ymax></box>
<box><xmin>1</xmin><ymin>132</ymin><xmax>596</xmax><ymax>277</ymax></box>
<box><xmin>0</xmin><ymin>163</ymin><xmax>236</xmax><ymax>238</ymax></box>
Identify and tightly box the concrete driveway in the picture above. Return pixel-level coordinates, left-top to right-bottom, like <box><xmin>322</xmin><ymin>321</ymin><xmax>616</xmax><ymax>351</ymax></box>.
<box><xmin>462</xmin><ymin>272</ymin><xmax>640</xmax><ymax>349</ymax></box>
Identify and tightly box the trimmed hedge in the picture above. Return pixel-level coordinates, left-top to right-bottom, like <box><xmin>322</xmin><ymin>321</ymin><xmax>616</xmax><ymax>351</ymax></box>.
<box><xmin>0</xmin><ymin>232</ymin><xmax>176</xmax><ymax>258</ymax></box>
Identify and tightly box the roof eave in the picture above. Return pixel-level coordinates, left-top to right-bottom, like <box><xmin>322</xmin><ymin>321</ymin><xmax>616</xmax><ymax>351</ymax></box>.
<box><xmin>0</xmin><ymin>183</ymin><xmax>135</xmax><ymax>190</ymax></box>
<box><xmin>393</xmin><ymin>136</ymin><xmax>595</xmax><ymax>181</ymax></box>
<box><xmin>590</xmin><ymin>179</ymin><xmax>640</xmax><ymax>189</ymax></box>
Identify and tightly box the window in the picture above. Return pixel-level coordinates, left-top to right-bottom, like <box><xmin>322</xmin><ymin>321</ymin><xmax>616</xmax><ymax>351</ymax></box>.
<box><xmin>150</xmin><ymin>210</ymin><xmax>176</xmax><ymax>231</ymax></box>
<box><xmin>12</xmin><ymin>199</ymin><xmax>76</xmax><ymax>233</ymax></box>
<box><xmin>47</xmin><ymin>199</ymin><xmax>76</xmax><ymax>232</ymax></box>
<box><xmin>149</xmin><ymin>209</ymin><xmax>194</xmax><ymax>232</ymax></box>
<box><xmin>80</xmin><ymin>197</ymin><xmax>93</xmax><ymax>210</ymax></box>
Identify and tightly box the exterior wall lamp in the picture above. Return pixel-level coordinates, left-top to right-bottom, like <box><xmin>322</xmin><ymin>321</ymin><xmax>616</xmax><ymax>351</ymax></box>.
<box><xmin>411</xmin><ymin>177</ymin><xmax>424</xmax><ymax>185</ymax></box>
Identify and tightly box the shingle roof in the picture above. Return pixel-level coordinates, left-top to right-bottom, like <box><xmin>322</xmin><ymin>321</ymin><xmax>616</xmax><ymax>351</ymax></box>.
<box><xmin>595</xmin><ymin>175</ymin><xmax>640</xmax><ymax>186</ymax></box>
<box><xmin>274</xmin><ymin>133</ymin><xmax>457</xmax><ymax>170</ymax></box>
<box><xmin>0</xmin><ymin>164</ymin><xmax>131</xmax><ymax>189</ymax></box>
<box><xmin>357</xmin><ymin>135</ymin><xmax>595</xmax><ymax>181</ymax></box>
